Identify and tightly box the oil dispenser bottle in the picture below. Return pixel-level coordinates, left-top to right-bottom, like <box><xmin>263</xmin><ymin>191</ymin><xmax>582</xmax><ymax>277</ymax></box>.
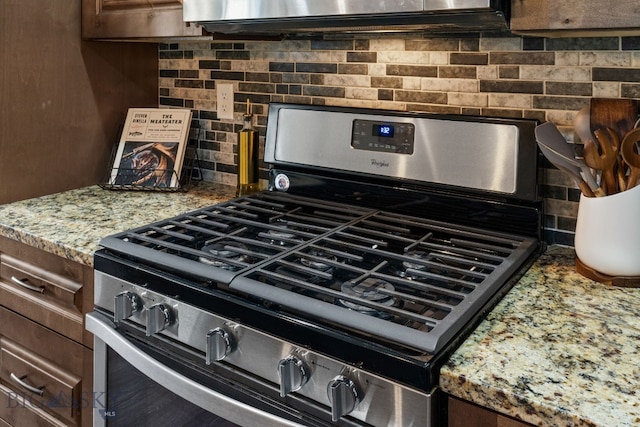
<box><xmin>236</xmin><ymin>99</ymin><xmax>260</xmax><ymax>196</ymax></box>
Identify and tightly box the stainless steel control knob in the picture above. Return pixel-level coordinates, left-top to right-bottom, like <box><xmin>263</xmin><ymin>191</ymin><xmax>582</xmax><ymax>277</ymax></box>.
<box><xmin>114</xmin><ymin>291</ymin><xmax>142</xmax><ymax>323</ymax></box>
<box><xmin>206</xmin><ymin>327</ymin><xmax>235</xmax><ymax>364</ymax></box>
<box><xmin>327</xmin><ymin>375</ymin><xmax>361</xmax><ymax>422</ymax></box>
<box><xmin>277</xmin><ymin>356</ymin><xmax>310</xmax><ymax>397</ymax></box>
<box><xmin>146</xmin><ymin>303</ymin><xmax>174</xmax><ymax>336</ymax></box>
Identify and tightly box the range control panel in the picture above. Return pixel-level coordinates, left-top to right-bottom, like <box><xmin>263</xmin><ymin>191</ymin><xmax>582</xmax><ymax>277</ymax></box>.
<box><xmin>351</xmin><ymin>119</ymin><xmax>415</xmax><ymax>154</ymax></box>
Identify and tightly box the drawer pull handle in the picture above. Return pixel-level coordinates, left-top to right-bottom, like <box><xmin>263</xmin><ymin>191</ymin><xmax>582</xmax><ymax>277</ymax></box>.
<box><xmin>10</xmin><ymin>373</ymin><xmax>45</xmax><ymax>396</ymax></box>
<box><xmin>11</xmin><ymin>276</ymin><xmax>45</xmax><ymax>294</ymax></box>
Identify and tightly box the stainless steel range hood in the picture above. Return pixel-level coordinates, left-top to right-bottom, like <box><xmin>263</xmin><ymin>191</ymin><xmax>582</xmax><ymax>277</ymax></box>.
<box><xmin>182</xmin><ymin>0</ymin><xmax>510</xmax><ymax>35</ymax></box>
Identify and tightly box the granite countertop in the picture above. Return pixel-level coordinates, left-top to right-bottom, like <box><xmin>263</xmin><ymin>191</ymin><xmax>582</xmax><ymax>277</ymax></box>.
<box><xmin>0</xmin><ymin>183</ymin><xmax>237</xmax><ymax>266</ymax></box>
<box><xmin>1</xmin><ymin>186</ymin><xmax>638</xmax><ymax>426</ymax></box>
<box><xmin>440</xmin><ymin>245</ymin><xmax>640</xmax><ymax>427</ymax></box>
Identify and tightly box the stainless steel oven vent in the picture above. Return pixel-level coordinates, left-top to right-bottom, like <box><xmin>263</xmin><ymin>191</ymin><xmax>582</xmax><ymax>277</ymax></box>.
<box><xmin>183</xmin><ymin>0</ymin><xmax>510</xmax><ymax>35</ymax></box>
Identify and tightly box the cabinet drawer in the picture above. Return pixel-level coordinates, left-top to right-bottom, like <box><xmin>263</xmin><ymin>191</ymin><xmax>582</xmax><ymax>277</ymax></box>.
<box><xmin>1</xmin><ymin>254</ymin><xmax>82</xmax><ymax>309</ymax></box>
<box><xmin>0</xmin><ymin>236</ymin><xmax>93</xmax><ymax>347</ymax></box>
<box><xmin>0</xmin><ymin>306</ymin><xmax>92</xmax><ymax>427</ymax></box>
<box><xmin>0</xmin><ymin>255</ymin><xmax>84</xmax><ymax>344</ymax></box>
<box><xmin>0</xmin><ymin>338</ymin><xmax>81</xmax><ymax>425</ymax></box>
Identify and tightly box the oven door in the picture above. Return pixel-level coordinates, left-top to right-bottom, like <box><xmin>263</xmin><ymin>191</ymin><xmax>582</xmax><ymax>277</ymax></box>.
<box><xmin>86</xmin><ymin>312</ymin><xmax>340</xmax><ymax>427</ymax></box>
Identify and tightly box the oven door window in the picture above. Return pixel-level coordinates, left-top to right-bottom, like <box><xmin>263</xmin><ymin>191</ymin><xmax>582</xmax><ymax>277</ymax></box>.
<box><xmin>104</xmin><ymin>346</ymin><xmax>237</xmax><ymax>426</ymax></box>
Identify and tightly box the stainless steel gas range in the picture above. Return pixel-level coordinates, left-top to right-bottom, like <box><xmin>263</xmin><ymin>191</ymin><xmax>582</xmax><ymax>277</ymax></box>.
<box><xmin>86</xmin><ymin>103</ymin><xmax>543</xmax><ymax>427</ymax></box>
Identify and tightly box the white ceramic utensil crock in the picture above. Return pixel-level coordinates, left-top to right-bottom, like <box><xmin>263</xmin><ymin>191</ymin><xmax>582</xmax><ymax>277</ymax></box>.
<box><xmin>574</xmin><ymin>183</ymin><xmax>640</xmax><ymax>276</ymax></box>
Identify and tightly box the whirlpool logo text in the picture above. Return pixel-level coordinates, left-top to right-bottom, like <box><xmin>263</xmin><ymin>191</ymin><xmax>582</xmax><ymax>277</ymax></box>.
<box><xmin>370</xmin><ymin>159</ymin><xmax>390</xmax><ymax>168</ymax></box>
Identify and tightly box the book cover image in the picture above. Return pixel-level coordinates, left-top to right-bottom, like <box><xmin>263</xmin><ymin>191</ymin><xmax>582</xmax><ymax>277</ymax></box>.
<box><xmin>113</xmin><ymin>142</ymin><xmax>179</xmax><ymax>187</ymax></box>
<box><xmin>109</xmin><ymin>108</ymin><xmax>192</xmax><ymax>188</ymax></box>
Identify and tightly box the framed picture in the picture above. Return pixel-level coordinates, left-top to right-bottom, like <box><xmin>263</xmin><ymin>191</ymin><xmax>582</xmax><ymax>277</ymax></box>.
<box><xmin>109</xmin><ymin>108</ymin><xmax>193</xmax><ymax>188</ymax></box>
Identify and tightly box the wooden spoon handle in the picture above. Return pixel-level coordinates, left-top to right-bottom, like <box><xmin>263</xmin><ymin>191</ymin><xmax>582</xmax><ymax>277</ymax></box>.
<box><xmin>621</xmin><ymin>128</ymin><xmax>640</xmax><ymax>189</ymax></box>
<box><xmin>578</xmin><ymin>180</ymin><xmax>596</xmax><ymax>197</ymax></box>
<box><xmin>593</xmin><ymin>128</ymin><xmax>620</xmax><ymax>194</ymax></box>
<box><xmin>628</xmin><ymin>169</ymin><xmax>640</xmax><ymax>189</ymax></box>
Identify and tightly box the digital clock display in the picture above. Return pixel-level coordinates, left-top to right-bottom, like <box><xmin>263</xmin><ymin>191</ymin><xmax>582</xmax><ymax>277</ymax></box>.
<box><xmin>373</xmin><ymin>124</ymin><xmax>394</xmax><ymax>138</ymax></box>
<box><xmin>351</xmin><ymin>119</ymin><xmax>415</xmax><ymax>154</ymax></box>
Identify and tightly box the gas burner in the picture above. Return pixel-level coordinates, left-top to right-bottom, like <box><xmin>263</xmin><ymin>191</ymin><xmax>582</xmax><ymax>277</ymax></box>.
<box><xmin>198</xmin><ymin>241</ymin><xmax>250</xmax><ymax>271</ymax></box>
<box><xmin>398</xmin><ymin>250</ymin><xmax>430</xmax><ymax>279</ymax></box>
<box><xmin>273</xmin><ymin>266</ymin><xmax>328</xmax><ymax>286</ymax></box>
<box><xmin>300</xmin><ymin>249</ymin><xmax>337</xmax><ymax>273</ymax></box>
<box><xmin>339</xmin><ymin>278</ymin><xmax>397</xmax><ymax>318</ymax></box>
<box><xmin>259</xmin><ymin>222</ymin><xmax>303</xmax><ymax>246</ymax></box>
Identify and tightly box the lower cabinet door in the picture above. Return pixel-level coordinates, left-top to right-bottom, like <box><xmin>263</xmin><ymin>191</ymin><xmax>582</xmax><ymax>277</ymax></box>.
<box><xmin>448</xmin><ymin>396</ymin><xmax>533</xmax><ymax>427</ymax></box>
<box><xmin>0</xmin><ymin>307</ymin><xmax>92</xmax><ymax>427</ymax></box>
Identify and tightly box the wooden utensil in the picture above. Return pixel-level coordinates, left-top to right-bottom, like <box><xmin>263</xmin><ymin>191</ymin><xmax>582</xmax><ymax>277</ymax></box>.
<box><xmin>589</xmin><ymin>98</ymin><xmax>638</xmax><ymax>189</ymax></box>
<box><xmin>589</xmin><ymin>98</ymin><xmax>638</xmax><ymax>141</ymax></box>
<box><xmin>621</xmin><ymin>128</ymin><xmax>640</xmax><ymax>189</ymax></box>
<box><xmin>585</xmin><ymin>128</ymin><xmax>620</xmax><ymax>195</ymax></box>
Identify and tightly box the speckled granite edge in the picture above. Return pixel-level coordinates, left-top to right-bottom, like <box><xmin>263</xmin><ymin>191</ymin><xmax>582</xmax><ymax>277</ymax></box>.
<box><xmin>0</xmin><ymin>184</ymin><xmax>238</xmax><ymax>266</ymax></box>
<box><xmin>0</xmin><ymin>225</ymin><xmax>91</xmax><ymax>264</ymax></box>
<box><xmin>440</xmin><ymin>246</ymin><xmax>640</xmax><ymax>427</ymax></box>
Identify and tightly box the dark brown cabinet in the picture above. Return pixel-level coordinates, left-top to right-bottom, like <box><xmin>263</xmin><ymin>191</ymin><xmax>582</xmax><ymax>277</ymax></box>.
<box><xmin>0</xmin><ymin>1</ymin><xmax>157</xmax><ymax>423</ymax></box>
<box><xmin>82</xmin><ymin>0</ymin><xmax>207</xmax><ymax>40</ymax></box>
<box><xmin>449</xmin><ymin>396</ymin><xmax>533</xmax><ymax>427</ymax></box>
<box><xmin>0</xmin><ymin>237</ymin><xmax>94</xmax><ymax>427</ymax></box>
<box><xmin>511</xmin><ymin>0</ymin><xmax>640</xmax><ymax>36</ymax></box>
<box><xmin>0</xmin><ymin>0</ymin><xmax>157</xmax><ymax>205</ymax></box>
<box><xmin>0</xmin><ymin>237</ymin><xmax>94</xmax><ymax>349</ymax></box>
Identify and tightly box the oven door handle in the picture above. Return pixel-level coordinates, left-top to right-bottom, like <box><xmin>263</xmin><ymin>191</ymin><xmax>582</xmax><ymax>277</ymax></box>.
<box><xmin>85</xmin><ymin>312</ymin><xmax>306</xmax><ymax>427</ymax></box>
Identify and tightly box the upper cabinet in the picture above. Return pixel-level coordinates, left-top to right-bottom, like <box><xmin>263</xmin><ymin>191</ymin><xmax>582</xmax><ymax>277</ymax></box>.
<box><xmin>1</xmin><ymin>0</ymin><xmax>158</xmax><ymax>204</ymax></box>
<box><xmin>82</xmin><ymin>0</ymin><xmax>208</xmax><ymax>40</ymax></box>
<box><xmin>511</xmin><ymin>0</ymin><xmax>640</xmax><ymax>37</ymax></box>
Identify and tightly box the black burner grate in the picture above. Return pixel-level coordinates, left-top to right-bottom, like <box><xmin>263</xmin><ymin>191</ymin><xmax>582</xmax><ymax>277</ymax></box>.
<box><xmin>100</xmin><ymin>192</ymin><xmax>537</xmax><ymax>353</ymax></box>
<box><xmin>232</xmin><ymin>209</ymin><xmax>537</xmax><ymax>353</ymax></box>
<box><xmin>99</xmin><ymin>192</ymin><xmax>374</xmax><ymax>282</ymax></box>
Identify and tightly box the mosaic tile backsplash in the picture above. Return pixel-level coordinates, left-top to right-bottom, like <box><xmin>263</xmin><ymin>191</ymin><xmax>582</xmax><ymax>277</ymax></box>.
<box><xmin>158</xmin><ymin>35</ymin><xmax>640</xmax><ymax>246</ymax></box>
